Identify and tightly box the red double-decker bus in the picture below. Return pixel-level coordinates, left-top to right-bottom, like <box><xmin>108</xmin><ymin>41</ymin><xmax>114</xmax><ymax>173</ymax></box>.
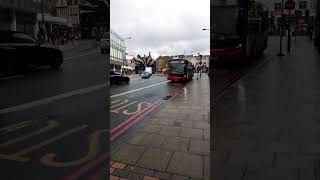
<box><xmin>167</xmin><ymin>59</ymin><xmax>193</xmax><ymax>82</ymax></box>
<box><xmin>211</xmin><ymin>0</ymin><xmax>269</xmax><ymax>68</ymax></box>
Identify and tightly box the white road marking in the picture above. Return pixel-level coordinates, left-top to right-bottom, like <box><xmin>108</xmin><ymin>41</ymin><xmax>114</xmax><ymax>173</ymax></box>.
<box><xmin>111</xmin><ymin>81</ymin><xmax>170</xmax><ymax>98</ymax></box>
<box><xmin>0</xmin><ymin>75</ymin><xmax>24</xmax><ymax>80</ymax></box>
<box><xmin>64</xmin><ymin>50</ymin><xmax>99</xmax><ymax>60</ymax></box>
<box><xmin>0</xmin><ymin>84</ymin><xmax>106</xmax><ymax>115</ymax></box>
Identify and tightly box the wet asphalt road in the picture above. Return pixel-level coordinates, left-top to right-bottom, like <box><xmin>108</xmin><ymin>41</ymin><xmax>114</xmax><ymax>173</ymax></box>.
<box><xmin>110</xmin><ymin>75</ymin><xmax>186</xmax><ymax>143</ymax></box>
<box><xmin>0</xmin><ymin>50</ymin><xmax>108</xmax><ymax>180</ymax></box>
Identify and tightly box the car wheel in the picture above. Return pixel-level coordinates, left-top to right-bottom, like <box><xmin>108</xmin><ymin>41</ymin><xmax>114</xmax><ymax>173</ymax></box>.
<box><xmin>50</xmin><ymin>55</ymin><xmax>63</xmax><ymax>69</ymax></box>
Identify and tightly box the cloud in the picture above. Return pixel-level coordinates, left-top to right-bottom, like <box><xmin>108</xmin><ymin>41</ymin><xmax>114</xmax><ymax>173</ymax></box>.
<box><xmin>111</xmin><ymin>0</ymin><xmax>210</xmax><ymax>58</ymax></box>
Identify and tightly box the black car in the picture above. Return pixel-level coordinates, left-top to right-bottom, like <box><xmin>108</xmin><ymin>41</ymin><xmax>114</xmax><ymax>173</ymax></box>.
<box><xmin>110</xmin><ymin>71</ymin><xmax>130</xmax><ymax>85</ymax></box>
<box><xmin>0</xmin><ymin>31</ymin><xmax>63</xmax><ymax>76</ymax></box>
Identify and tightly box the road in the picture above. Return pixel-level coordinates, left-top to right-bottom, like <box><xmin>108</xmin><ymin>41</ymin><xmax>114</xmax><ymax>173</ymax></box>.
<box><xmin>110</xmin><ymin>75</ymin><xmax>186</xmax><ymax>144</ymax></box>
<box><xmin>0</xmin><ymin>49</ymin><xmax>108</xmax><ymax>180</ymax></box>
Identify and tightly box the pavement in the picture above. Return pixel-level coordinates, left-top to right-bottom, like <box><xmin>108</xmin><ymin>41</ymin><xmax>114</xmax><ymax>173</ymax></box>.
<box><xmin>110</xmin><ymin>74</ymin><xmax>210</xmax><ymax>180</ymax></box>
<box><xmin>57</xmin><ymin>39</ymin><xmax>99</xmax><ymax>58</ymax></box>
<box><xmin>0</xmin><ymin>50</ymin><xmax>108</xmax><ymax>179</ymax></box>
<box><xmin>211</xmin><ymin>36</ymin><xmax>320</xmax><ymax>179</ymax></box>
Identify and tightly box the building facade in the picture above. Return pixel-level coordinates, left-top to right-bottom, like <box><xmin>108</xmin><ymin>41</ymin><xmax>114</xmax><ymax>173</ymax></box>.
<box><xmin>55</xmin><ymin>0</ymin><xmax>108</xmax><ymax>39</ymax></box>
<box><xmin>257</xmin><ymin>0</ymin><xmax>317</xmax><ymax>35</ymax></box>
<box><xmin>0</xmin><ymin>0</ymin><xmax>44</xmax><ymax>35</ymax></box>
<box><xmin>110</xmin><ymin>29</ymin><xmax>126</xmax><ymax>72</ymax></box>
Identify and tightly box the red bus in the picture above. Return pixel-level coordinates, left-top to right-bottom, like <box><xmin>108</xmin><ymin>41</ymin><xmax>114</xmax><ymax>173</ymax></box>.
<box><xmin>211</xmin><ymin>0</ymin><xmax>269</xmax><ymax>68</ymax></box>
<box><xmin>167</xmin><ymin>59</ymin><xmax>193</xmax><ymax>82</ymax></box>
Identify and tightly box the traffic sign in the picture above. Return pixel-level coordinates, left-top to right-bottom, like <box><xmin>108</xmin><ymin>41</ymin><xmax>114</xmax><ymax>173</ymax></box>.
<box><xmin>285</xmin><ymin>0</ymin><xmax>295</xmax><ymax>10</ymax></box>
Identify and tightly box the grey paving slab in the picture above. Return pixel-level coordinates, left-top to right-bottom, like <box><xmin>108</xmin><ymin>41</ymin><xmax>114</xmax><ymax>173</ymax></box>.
<box><xmin>112</xmin><ymin>169</ymin><xmax>130</xmax><ymax>178</ymax></box>
<box><xmin>193</xmin><ymin>121</ymin><xmax>210</xmax><ymax>130</ymax></box>
<box><xmin>137</xmin><ymin>148</ymin><xmax>172</xmax><ymax>171</ymax></box>
<box><xmin>171</xmin><ymin>174</ymin><xmax>189</xmax><ymax>180</ymax></box>
<box><xmin>161</xmin><ymin>136</ymin><xmax>189</xmax><ymax>152</ymax></box>
<box><xmin>301</xmin><ymin>143</ymin><xmax>320</xmax><ymax>155</ymax></box>
<box><xmin>180</xmin><ymin>128</ymin><xmax>204</xmax><ymax>139</ymax></box>
<box><xmin>227</xmin><ymin>152</ymin><xmax>273</xmax><ymax>168</ymax></box>
<box><xmin>215</xmin><ymin>139</ymin><xmax>255</xmax><ymax>152</ymax></box>
<box><xmin>167</xmin><ymin>152</ymin><xmax>203</xmax><ymax>179</ymax></box>
<box><xmin>204</xmin><ymin>130</ymin><xmax>210</xmax><ymax>140</ymax></box>
<box><xmin>154</xmin><ymin>171</ymin><xmax>171</xmax><ymax>180</ymax></box>
<box><xmin>112</xmin><ymin>144</ymin><xmax>146</xmax><ymax>165</ymax></box>
<box><xmin>160</xmin><ymin>126</ymin><xmax>182</xmax><ymax>137</ymax></box>
<box><xmin>128</xmin><ymin>173</ymin><xmax>144</xmax><ymax>180</ymax></box>
<box><xmin>275</xmin><ymin>153</ymin><xmax>317</xmax><ymax>168</ymax></box>
<box><xmin>136</xmin><ymin>124</ymin><xmax>163</xmax><ymax>134</ymax></box>
<box><xmin>189</xmin><ymin>139</ymin><xmax>210</xmax><ymax>155</ymax></box>
<box><xmin>243</xmin><ymin>168</ymin><xmax>298</xmax><ymax>180</ymax></box>
<box><xmin>256</xmin><ymin>142</ymin><xmax>299</xmax><ymax>153</ymax></box>
<box><xmin>204</xmin><ymin>156</ymin><xmax>210</xmax><ymax>180</ymax></box>
<box><xmin>137</xmin><ymin>167</ymin><xmax>155</xmax><ymax>176</ymax></box>
<box><xmin>176</xmin><ymin>120</ymin><xmax>194</xmax><ymax>128</ymax></box>
<box><xmin>151</xmin><ymin>118</ymin><xmax>177</xmax><ymax>126</ymax></box>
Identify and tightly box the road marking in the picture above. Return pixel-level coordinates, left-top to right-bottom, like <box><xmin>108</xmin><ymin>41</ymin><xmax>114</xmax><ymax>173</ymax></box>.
<box><xmin>110</xmin><ymin>80</ymin><xmax>170</xmax><ymax>98</ymax></box>
<box><xmin>64</xmin><ymin>50</ymin><xmax>99</xmax><ymax>60</ymax></box>
<box><xmin>40</xmin><ymin>129</ymin><xmax>106</xmax><ymax>167</ymax></box>
<box><xmin>0</xmin><ymin>120</ymin><xmax>59</xmax><ymax>147</ymax></box>
<box><xmin>111</xmin><ymin>100</ymin><xmax>164</xmax><ymax>141</ymax></box>
<box><xmin>0</xmin><ymin>75</ymin><xmax>24</xmax><ymax>81</ymax></box>
<box><xmin>0</xmin><ymin>125</ymin><xmax>87</xmax><ymax>162</ymax></box>
<box><xmin>0</xmin><ymin>120</ymin><xmax>33</xmax><ymax>132</ymax></box>
<box><xmin>110</xmin><ymin>101</ymin><xmax>138</xmax><ymax>113</ymax></box>
<box><xmin>110</xmin><ymin>99</ymin><xmax>161</xmax><ymax>134</ymax></box>
<box><xmin>0</xmin><ymin>84</ymin><xmax>106</xmax><ymax>115</ymax></box>
<box><xmin>122</xmin><ymin>102</ymin><xmax>151</xmax><ymax>115</ymax></box>
<box><xmin>63</xmin><ymin>152</ymin><xmax>109</xmax><ymax>180</ymax></box>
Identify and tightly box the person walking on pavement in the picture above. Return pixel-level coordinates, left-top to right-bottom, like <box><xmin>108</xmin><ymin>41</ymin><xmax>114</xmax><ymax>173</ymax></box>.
<box><xmin>196</xmin><ymin>65</ymin><xmax>202</xmax><ymax>80</ymax></box>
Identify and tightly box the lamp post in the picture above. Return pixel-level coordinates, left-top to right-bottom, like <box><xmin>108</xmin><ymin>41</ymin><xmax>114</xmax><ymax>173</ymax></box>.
<box><xmin>278</xmin><ymin>0</ymin><xmax>285</xmax><ymax>56</ymax></box>
<box><xmin>122</xmin><ymin>37</ymin><xmax>132</xmax><ymax>74</ymax></box>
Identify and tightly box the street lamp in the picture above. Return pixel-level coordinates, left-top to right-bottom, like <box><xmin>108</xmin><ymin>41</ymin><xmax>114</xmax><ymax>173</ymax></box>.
<box><xmin>277</xmin><ymin>0</ymin><xmax>285</xmax><ymax>56</ymax></box>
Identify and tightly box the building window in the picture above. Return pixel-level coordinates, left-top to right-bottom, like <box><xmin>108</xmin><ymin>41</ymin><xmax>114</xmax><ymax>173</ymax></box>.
<box><xmin>67</xmin><ymin>0</ymin><xmax>72</xmax><ymax>6</ymax></box>
<box><xmin>299</xmin><ymin>1</ymin><xmax>307</xmax><ymax>9</ymax></box>
<box><xmin>274</xmin><ymin>3</ymin><xmax>281</xmax><ymax>11</ymax></box>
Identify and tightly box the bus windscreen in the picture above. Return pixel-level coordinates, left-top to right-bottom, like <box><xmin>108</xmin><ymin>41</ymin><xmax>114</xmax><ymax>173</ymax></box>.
<box><xmin>168</xmin><ymin>61</ymin><xmax>186</xmax><ymax>74</ymax></box>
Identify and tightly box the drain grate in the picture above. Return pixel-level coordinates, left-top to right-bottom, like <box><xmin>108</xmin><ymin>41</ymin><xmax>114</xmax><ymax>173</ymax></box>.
<box><xmin>162</xmin><ymin>95</ymin><xmax>172</xmax><ymax>100</ymax></box>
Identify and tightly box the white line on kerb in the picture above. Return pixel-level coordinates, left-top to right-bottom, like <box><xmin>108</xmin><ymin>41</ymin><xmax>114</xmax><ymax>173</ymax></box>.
<box><xmin>0</xmin><ymin>84</ymin><xmax>106</xmax><ymax>115</ymax></box>
<box><xmin>111</xmin><ymin>81</ymin><xmax>170</xmax><ymax>98</ymax></box>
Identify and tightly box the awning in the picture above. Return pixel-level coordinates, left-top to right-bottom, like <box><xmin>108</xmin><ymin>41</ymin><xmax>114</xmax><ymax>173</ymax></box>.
<box><xmin>37</xmin><ymin>14</ymin><xmax>67</xmax><ymax>25</ymax></box>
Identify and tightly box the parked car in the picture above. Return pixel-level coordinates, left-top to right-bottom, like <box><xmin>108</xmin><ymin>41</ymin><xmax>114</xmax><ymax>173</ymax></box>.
<box><xmin>0</xmin><ymin>31</ymin><xmax>63</xmax><ymax>76</ymax></box>
<box><xmin>100</xmin><ymin>32</ymin><xmax>109</xmax><ymax>54</ymax></box>
<box><xmin>141</xmin><ymin>72</ymin><xmax>151</xmax><ymax>79</ymax></box>
<box><xmin>110</xmin><ymin>71</ymin><xmax>129</xmax><ymax>85</ymax></box>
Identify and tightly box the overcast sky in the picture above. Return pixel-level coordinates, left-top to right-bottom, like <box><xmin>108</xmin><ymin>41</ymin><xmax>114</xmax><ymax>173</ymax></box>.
<box><xmin>111</xmin><ymin>0</ymin><xmax>210</xmax><ymax>59</ymax></box>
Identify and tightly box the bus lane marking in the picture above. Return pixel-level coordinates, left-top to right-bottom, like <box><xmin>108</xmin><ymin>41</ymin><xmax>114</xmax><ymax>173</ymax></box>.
<box><xmin>0</xmin><ymin>120</ymin><xmax>33</xmax><ymax>134</ymax></box>
<box><xmin>40</xmin><ymin>129</ymin><xmax>106</xmax><ymax>167</ymax></box>
<box><xmin>0</xmin><ymin>125</ymin><xmax>88</xmax><ymax>162</ymax></box>
<box><xmin>110</xmin><ymin>99</ymin><xmax>129</xmax><ymax>109</ymax></box>
<box><xmin>0</xmin><ymin>120</ymin><xmax>59</xmax><ymax>147</ymax></box>
<box><xmin>110</xmin><ymin>80</ymin><xmax>170</xmax><ymax>98</ymax></box>
<box><xmin>110</xmin><ymin>101</ymin><xmax>138</xmax><ymax>114</ymax></box>
<box><xmin>122</xmin><ymin>102</ymin><xmax>151</xmax><ymax>115</ymax></box>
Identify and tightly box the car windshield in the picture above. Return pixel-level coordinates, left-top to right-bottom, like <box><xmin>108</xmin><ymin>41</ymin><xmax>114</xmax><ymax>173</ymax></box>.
<box><xmin>168</xmin><ymin>60</ymin><xmax>186</xmax><ymax>74</ymax></box>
